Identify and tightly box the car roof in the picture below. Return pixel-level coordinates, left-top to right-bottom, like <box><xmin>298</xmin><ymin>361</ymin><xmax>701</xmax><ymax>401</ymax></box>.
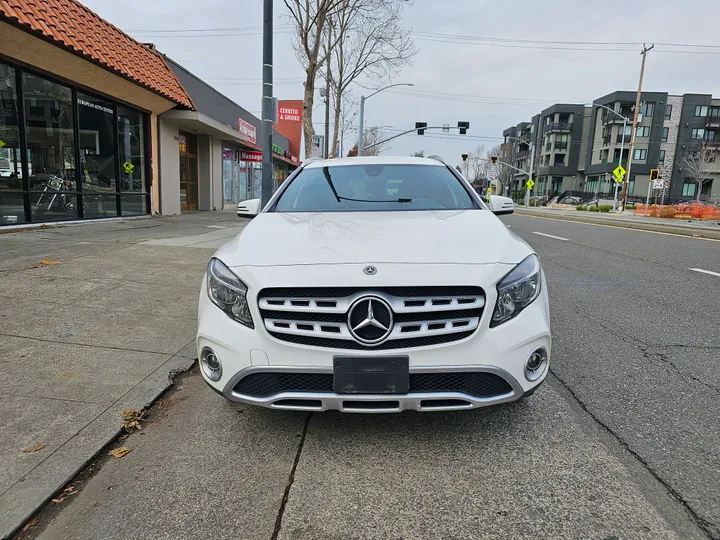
<box><xmin>301</xmin><ymin>156</ymin><xmax>446</xmax><ymax>169</ymax></box>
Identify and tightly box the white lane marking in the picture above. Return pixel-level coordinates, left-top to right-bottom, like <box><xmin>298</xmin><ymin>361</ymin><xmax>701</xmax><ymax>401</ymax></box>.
<box><xmin>532</xmin><ymin>231</ymin><xmax>569</xmax><ymax>242</ymax></box>
<box><xmin>689</xmin><ymin>267</ymin><xmax>720</xmax><ymax>277</ymax></box>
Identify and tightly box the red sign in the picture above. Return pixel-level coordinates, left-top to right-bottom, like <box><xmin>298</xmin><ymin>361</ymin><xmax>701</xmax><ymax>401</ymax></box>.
<box><xmin>238</xmin><ymin>119</ymin><xmax>257</xmax><ymax>144</ymax></box>
<box><xmin>275</xmin><ymin>100</ymin><xmax>303</xmax><ymax>163</ymax></box>
<box><xmin>239</xmin><ymin>151</ymin><xmax>263</xmax><ymax>163</ymax></box>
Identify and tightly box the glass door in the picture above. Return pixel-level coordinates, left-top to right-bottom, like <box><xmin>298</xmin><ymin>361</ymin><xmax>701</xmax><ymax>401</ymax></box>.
<box><xmin>179</xmin><ymin>132</ymin><xmax>198</xmax><ymax>211</ymax></box>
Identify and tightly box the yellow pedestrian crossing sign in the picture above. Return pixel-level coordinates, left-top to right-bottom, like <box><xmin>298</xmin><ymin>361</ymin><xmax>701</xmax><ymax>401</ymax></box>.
<box><xmin>526</xmin><ymin>178</ymin><xmax>535</xmax><ymax>190</ymax></box>
<box><xmin>613</xmin><ymin>165</ymin><xmax>626</xmax><ymax>179</ymax></box>
<box><xmin>0</xmin><ymin>139</ymin><xmax>6</xmax><ymax>148</ymax></box>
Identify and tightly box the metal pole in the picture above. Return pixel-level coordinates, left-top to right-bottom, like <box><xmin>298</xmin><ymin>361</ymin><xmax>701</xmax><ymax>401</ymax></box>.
<box><xmin>357</xmin><ymin>95</ymin><xmax>365</xmax><ymax>156</ymax></box>
<box><xmin>526</xmin><ymin>141</ymin><xmax>535</xmax><ymax>206</ymax></box>
<box><xmin>324</xmin><ymin>27</ymin><xmax>331</xmax><ymax>158</ymax></box>
<box><xmin>260</xmin><ymin>0</ymin><xmax>273</xmax><ymax>206</ymax></box>
<box><xmin>621</xmin><ymin>44</ymin><xmax>654</xmax><ymax>211</ymax></box>
<box><xmin>613</xmin><ymin>118</ymin><xmax>627</xmax><ymax>212</ymax></box>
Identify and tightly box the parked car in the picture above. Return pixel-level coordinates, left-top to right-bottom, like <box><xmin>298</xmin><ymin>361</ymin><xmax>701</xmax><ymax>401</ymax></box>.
<box><xmin>197</xmin><ymin>156</ymin><xmax>551</xmax><ymax>412</ymax></box>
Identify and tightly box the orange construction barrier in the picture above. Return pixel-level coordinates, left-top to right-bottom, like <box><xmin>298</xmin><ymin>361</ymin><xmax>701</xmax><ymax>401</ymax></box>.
<box><xmin>633</xmin><ymin>202</ymin><xmax>720</xmax><ymax>220</ymax></box>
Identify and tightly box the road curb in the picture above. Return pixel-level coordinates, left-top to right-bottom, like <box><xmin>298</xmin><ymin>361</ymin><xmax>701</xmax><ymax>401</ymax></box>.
<box><xmin>514</xmin><ymin>209</ymin><xmax>720</xmax><ymax>240</ymax></box>
<box><xmin>0</xmin><ymin>355</ymin><xmax>196</xmax><ymax>540</ymax></box>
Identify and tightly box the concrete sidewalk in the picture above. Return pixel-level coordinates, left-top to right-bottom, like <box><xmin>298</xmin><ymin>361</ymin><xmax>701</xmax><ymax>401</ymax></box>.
<box><xmin>0</xmin><ymin>212</ymin><xmax>247</xmax><ymax>539</ymax></box>
<box><xmin>515</xmin><ymin>205</ymin><xmax>720</xmax><ymax>239</ymax></box>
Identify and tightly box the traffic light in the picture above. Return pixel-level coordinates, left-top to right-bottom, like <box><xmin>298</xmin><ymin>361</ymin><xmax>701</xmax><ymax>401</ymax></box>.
<box><xmin>415</xmin><ymin>122</ymin><xmax>427</xmax><ymax>135</ymax></box>
<box><xmin>650</xmin><ymin>168</ymin><xmax>660</xmax><ymax>181</ymax></box>
<box><xmin>457</xmin><ymin>121</ymin><xmax>470</xmax><ymax>135</ymax></box>
<box><xmin>490</xmin><ymin>156</ymin><xmax>498</xmax><ymax>164</ymax></box>
<box><xmin>461</xmin><ymin>153</ymin><xmax>469</xmax><ymax>161</ymax></box>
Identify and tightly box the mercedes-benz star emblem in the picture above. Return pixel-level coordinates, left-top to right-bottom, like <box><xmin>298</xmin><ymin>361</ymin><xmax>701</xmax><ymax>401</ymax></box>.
<box><xmin>347</xmin><ymin>296</ymin><xmax>394</xmax><ymax>345</ymax></box>
<box><xmin>363</xmin><ymin>265</ymin><xmax>377</xmax><ymax>276</ymax></box>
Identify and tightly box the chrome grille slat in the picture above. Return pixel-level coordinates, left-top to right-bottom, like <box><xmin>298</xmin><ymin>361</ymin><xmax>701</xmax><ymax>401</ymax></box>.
<box><xmin>259</xmin><ymin>292</ymin><xmax>484</xmax><ymax>314</ymax></box>
<box><xmin>263</xmin><ymin>316</ymin><xmax>481</xmax><ymax>342</ymax></box>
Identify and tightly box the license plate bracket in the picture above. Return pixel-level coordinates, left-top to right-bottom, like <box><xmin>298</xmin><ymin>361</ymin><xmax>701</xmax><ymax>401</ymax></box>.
<box><xmin>333</xmin><ymin>356</ymin><xmax>409</xmax><ymax>394</ymax></box>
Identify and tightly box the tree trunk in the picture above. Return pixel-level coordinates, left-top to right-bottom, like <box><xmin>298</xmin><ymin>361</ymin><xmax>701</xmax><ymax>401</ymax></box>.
<box><xmin>330</xmin><ymin>90</ymin><xmax>342</xmax><ymax>158</ymax></box>
<box><xmin>302</xmin><ymin>66</ymin><xmax>317</xmax><ymax>159</ymax></box>
<box><xmin>696</xmin><ymin>180</ymin><xmax>702</xmax><ymax>201</ymax></box>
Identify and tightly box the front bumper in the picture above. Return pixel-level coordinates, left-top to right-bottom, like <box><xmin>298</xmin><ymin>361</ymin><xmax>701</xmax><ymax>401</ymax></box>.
<box><xmin>197</xmin><ymin>263</ymin><xmax>552</xmax><ymax>413</ymax></box>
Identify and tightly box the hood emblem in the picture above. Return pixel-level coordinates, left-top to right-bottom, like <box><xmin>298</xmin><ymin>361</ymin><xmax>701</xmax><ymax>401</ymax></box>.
<box><xmin>347</xmin><ymin>296</ymin><xmax>394</xmax><ymax>345</ymax></box>
<box><xmin>363</xmin><ymin>265</ymin><xmax>377</xmax><ymax>276</ymax></box>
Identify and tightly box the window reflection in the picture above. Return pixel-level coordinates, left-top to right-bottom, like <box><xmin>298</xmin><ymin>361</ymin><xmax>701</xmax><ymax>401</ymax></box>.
<box><xmin>23</xmin><ymin>72</ymin><xmax>77</xmax><ymax>221</ymax></box>
<box><xmin>0</xmin><ymin>62</ymin><xmax>26</xmax><ymax>224</ymax></box>
<box><xmin>78</xmin><ymin>91</ymin><xmax>117</xmax><ymax>218</ymax></box>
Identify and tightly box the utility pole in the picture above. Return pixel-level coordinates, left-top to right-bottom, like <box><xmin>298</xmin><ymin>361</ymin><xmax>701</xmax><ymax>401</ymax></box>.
<box><xmin>324</xmin><ymin>27</ymin><xmax>331</xmax><ymax>158</ymax></box>
<box><xmin>620</xmin><ymin>43</ymin><xmax>654</xmax><ymax>211</ymax></box>
<box><xmin>260</xmin><ymin>0</ymin><xmax>273</xmax><ymax>206</ymax></box>
<box><xmin>357</xmin><ymin>95</ymin><xmax>365</xmax><ymax>156</ymax></box>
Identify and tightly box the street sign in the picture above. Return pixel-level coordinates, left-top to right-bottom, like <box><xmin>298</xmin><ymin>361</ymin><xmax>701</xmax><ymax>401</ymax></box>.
<box><xmin>613</xmin><ymin>165</ymin><xmax>626</xmax><ymax>179</ymax></box>
<box><xmin>653</xmin><ymin>179</ymin><xmax>664</xmax><ymax>190</ymax></box>
<box><xmin>0</xmin><ymin>139</ymin><xmax>6</xmax><ymax>148</ymax></box>
<box><xmin>614</xmin><ymin>175</ymin><xmax>623</xmax><ymax>183</ymax></box>
<box><xmin>526</xmin><ymin>179</ymin><xmax>535</xmax><ymax>190</ymax></box>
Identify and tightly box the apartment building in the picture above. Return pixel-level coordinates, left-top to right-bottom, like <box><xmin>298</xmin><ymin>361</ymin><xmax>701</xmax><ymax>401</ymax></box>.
<box><xmin>502</xmin><ymin>91</ymin><xmax>720</xmax><ymax>202</ymax></box>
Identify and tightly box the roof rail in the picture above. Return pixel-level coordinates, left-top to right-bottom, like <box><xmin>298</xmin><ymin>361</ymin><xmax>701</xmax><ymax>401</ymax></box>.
<box><xmin>300</xmin><ymin>157</ymin><xmax>324</xmax><ymax>165</ymax></box>
<box><xmin>427</xmin><ymin>155</ymin><xmax>446</xmax><ymax>164</ymax></box>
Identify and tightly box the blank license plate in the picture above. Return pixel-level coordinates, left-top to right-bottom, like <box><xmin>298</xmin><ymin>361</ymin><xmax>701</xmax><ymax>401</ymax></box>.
<box><xmin>333</xmin><ymin>356</ymin><xmax>409</xmax><ymax>394</ymax></box>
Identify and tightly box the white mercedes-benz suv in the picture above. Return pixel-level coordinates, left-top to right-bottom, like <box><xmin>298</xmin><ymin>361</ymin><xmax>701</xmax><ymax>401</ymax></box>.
<box><xmin>197</xmin><ymin>156</ymin><xmax>550</xmax><ymax>412</ymax></box>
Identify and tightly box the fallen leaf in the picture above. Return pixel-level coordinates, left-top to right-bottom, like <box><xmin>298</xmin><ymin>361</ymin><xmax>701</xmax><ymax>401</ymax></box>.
<box><xmin>52</xmin><ymin>498</ymin><xmax>64</xmax><ymax>504</ymax></box>
<box><xmin>23</xmin><ymin>444</ymin><xmax>45</xmax><ymax>453</ymax></box>
<box><xmin>21</xmin><ymin>518</ymin><xmax>39</xmax><ymax>532</ymax></box>
<box><xmin>30</xmin><ymin>259</ymin><xmax>60</xmax><ymax>269</ymax></box>
<box><xmin>121</xmin><ymin>409</ymin><xmax>149</xmax><ymax>433</ymax></box>
<box><xmin>108</xmin><ymin>446</ymin><xmax>131</xmax><ymax>459</ymax></box>
<box><xmin>63</xmin><ymin>485</ymin><xmax>78</xmax><ymax>495</ymax></box>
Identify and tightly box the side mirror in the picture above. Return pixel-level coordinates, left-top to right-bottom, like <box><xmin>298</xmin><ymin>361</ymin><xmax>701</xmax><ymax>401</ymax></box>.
<box><xmin>237</xmin><ymin>198</ymin><xmax>261</xmax><ymax>219</ymax></box>
<box><xmin>488</xmin><ymin>195</ymin><xmax>514</xmax><ymax>215</ymax></box>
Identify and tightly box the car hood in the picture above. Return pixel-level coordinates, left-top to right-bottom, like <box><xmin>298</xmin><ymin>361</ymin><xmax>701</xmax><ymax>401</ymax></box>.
<box><xmin>216</xmin><ymin>210</ymin><xmax>532</xmax><ymax>267</ymax></box>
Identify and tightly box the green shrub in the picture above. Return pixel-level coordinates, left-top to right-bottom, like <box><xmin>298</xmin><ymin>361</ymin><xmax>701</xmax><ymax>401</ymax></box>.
<box><xmin>598</xmin><ymin>205</ymin><xmax>613</xmax><ymax>213</ymax></box>
<box><xmin>626</xmin><ymin>204</ymin><xmax>635</xmax><ymax>209</ymax></box>
<box><xmin>588</xmin><ymin>206</ymin><xmax>600</xmax><ymax>212</ymax></box>
<box><xmin>576</xmin><ymin>205</ymin><xmax>587</xmax><ymax>211</ymax></box>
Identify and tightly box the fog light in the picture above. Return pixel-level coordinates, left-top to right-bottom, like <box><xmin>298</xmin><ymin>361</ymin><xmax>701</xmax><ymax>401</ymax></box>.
<box><xmin>200</xmin><ymin>347</ymin><xmax>222</xmax><ymax>381</ymax></box>
<box><xmin>525</xmin><ymin>348</ymin><xmax>547</xmax><ymax>381</ymax></box>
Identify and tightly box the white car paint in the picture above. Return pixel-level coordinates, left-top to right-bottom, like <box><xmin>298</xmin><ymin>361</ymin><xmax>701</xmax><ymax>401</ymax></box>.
<box><xmin>198</xmin><ymin>156</ymin><xmax>551</xmax><ymax>413</ymax></box>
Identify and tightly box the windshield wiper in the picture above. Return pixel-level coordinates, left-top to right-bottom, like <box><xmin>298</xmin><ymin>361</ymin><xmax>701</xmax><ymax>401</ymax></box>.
<box><xmin>322</xmin><ymin>167</ymin><xmax>412</xmax><ymax>204</ymax></box>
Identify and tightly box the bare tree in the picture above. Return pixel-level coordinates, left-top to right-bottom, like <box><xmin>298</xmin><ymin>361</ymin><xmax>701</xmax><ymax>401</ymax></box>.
<box><xmin>360</xmin><ymin>126</ymin><xmax>389</xmax><ymax>156</ymax></box>
<box><xmin>325</xmin><ymin>0</ymin><xmax>416</xmax><ymax>154</ymax></box>
<box><xmin>412</xmin><ymin>150</ymin><xmax>425</xmax><ymax>157</ymax></box>
<box><xmin>679</xmin><ymin>138</ymin><xmax>718</xmax><ymax>201</ymax></box>
<box><xmin>468</xmin><ymin>144</ymin><xmax>486</xmax><ymax>183</ymax></box>
<box><xmin>283</xmin><ymin>0</ymin><xmax>345</xmax><ymax>158</ymax></box>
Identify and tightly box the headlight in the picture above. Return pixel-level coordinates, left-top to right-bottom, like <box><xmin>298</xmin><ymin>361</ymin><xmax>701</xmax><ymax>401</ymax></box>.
<box><xmin>490</xmin><ymin>254</ymin><xmax>541</xmax><ymax>327</ymax></box>
<box><xmin>206</xmin><ymin>258</ymin><xmax>253</xmax><ymax>328</ymax></box>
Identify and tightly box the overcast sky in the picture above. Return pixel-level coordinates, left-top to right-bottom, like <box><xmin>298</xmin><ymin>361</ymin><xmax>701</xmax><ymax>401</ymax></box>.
<box><xmin>86</xmin><ymin>0</ymin><xmax>720</xmax><ymax>167</ymax></box>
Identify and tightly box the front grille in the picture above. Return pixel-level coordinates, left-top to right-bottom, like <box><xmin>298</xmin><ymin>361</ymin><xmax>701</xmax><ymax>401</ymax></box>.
<box><xmin>233</xmin><ymin>371</ymin><xmax>512</xmax><ymax>399</ymax></box>
<box><xmin>258</xmin><ymin>286</ymin><xmax>485</xmax><ymax>350</ymax></box>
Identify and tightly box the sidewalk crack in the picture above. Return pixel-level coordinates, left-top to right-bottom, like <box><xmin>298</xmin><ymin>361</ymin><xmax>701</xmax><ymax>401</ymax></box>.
<box><xmin>271</xmin><ymin>412</ymin><xmax>312</xmax><ymax>540</ymax></box>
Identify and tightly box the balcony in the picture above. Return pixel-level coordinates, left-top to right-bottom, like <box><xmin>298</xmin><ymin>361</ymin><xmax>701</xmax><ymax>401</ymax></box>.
<box><xmin>616</xmin><ymin>134</ymin><xmax>630</xmax><ymax>144</ymax></box>
<box><xmin>706</xmin><ymin>117</ymin><xmax>720</xmax><ymax>128</ymax></box>
<box><xmin>603</xmin><ymin>111</ymin><xmax>632</xmax><ymax>124</ymax></box>
<box><xmin>602</xmin><ymin>135</ymin><xmax>611</xmax><ymax>145</ymax></box>
<box><xmin>544</xmin><ymin>122</ymin><xmax>573</xmax><ymax>134</ymax></box>
<box><xmin>516</xmin><ymin>150</ymin><xmax>529</xmax><ymax>160</ymax></box>
<box><xmin>554</xmin><ymin>142</ymin><xmax>568</xmax><ymax>150</ymax></box>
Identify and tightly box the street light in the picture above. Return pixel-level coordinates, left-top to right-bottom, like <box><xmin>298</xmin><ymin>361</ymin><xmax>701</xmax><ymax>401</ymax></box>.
<box><xmin>591</xmin><ymin>102</ymin><xmax>628</xmax><ymax>212</ymax></box>
<box><xmin>357</xmin><ymin>83</ymin><xmax>414</xmax><ymax>156</ymax></box>
<box><xmin>504</xmin><ymin>135</ymin><xmax>535</xmax><ymax>204</ymax></box>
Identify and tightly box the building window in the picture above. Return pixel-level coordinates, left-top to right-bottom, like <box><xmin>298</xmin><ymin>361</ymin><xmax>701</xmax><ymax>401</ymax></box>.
<box><xmin>682</xmin><ymin>179</ymin><xmax>697</xmax><ymax>197</ymax></box>
<box><xmin>628</xmin><ymin>175</ymin><xmax>635</xmax><ymax>194</ymax></box>
<box><xmin>552</xmin><ymin>176</ymin><xmax>563</xmax><ymax>195</ymax></box>
<box><xmin>706</xmin><ymin>130</ymin><xmax>716</xmax><ymax>141</ymax></box>
<box><xmin>0</xmin><ymin>62</ymin><xmax>26</xmax><ymax>225</ymax></box>
<box><xmin>23</xmin><ymin>72</ymin><xmax>77</xmax><ymax>222</ymax></box>
<box><xmin>691</xmin><ymin>128</ymin><xmax>705</xmax><ymax>140</ymax></box>
<box><xmin>665</xmin><ymin>104</ymin><xmax>672</xmax><ymax>120</ymax></box>
<box><xmin>555</xmin><ymin>134</ymin><xmax>568</xmax><ymax>149</ymax></box>
<box><xmin>633</xmin><ymin>148</ymin><xmax>647</xmax><ymax>160</ymax></box>
<box><xmin>636</xmin><ymin>126</ymin><xmax>650</xmax><ymax>137</ymax></box>
<box><xmin>659</xmin><ymin>150</ymin><xmax>666</xmax><ymax>164</ymax></box>
<box><xmin>695</xmin><ymin>105</ymin><xmax>709</xmax><ymax>117</ymax></box>
<box><xmin>709</xmin><ymin>107</ymin><xmax>720</xmax><ymax>117</ymax></box>
<box><xmin>77</xmin><ymin>92</ymin><xmax>118</xmax><ymax>219</ymax></box>
<box><xmin>118</xmin><ymin>106</ymin><xmax>147</xmax><ymax>216</ymax></box>
<box><xmin>662</xmin><ymin>127</ymin><xmax>669</xmax><ymax>142</ymax></box>
<box><xmin>600</xmin><ymin>149</ymin><xmax>609</xmax><ymax>163</ymax></box>
<box><xmin>639</xmin><ymin>103</ymin><xmax>653</xmax><ymax>117</ymax></box>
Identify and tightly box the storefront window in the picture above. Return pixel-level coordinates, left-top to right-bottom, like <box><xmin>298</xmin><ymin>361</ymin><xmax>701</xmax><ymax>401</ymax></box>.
<box><xmin>77</xmin><ymin>91</ymin><xmax>117</xmax><ymax>218</ymax></box>
<box><xmin>23</xmin><ymin>72</ymin><xmax>77</xmax><ymax>222</ymax></box>
<box><xmin>0</xmin><ymin>62</ymin><xmax>26</xmax><ymax>225</ymax></box>
<box><xmin>117</xmin><ymin>105</ymin><xmax>146</xmax><ymax>215</ymax></box>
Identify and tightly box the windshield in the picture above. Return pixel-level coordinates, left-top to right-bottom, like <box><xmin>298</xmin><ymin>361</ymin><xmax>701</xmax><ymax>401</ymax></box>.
<box><xmin>273</xmin><ymin>164</ymin><xmax>477</xmax><ymax>212</ymax></box>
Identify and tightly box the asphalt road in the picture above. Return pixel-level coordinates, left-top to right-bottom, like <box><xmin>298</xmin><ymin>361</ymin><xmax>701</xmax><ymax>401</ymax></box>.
<box><xmin>20</xmin><ymin>213</ymin><xmax>720</xmax><ymax>540</ymax></box>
